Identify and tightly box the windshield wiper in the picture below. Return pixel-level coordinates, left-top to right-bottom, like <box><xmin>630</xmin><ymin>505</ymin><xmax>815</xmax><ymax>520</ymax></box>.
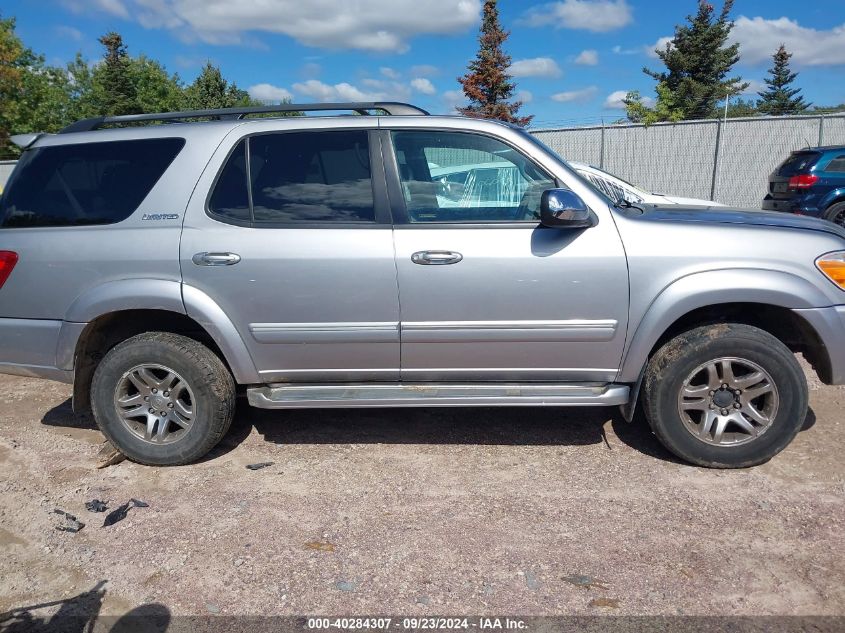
<box><xmin>614</xmin><ymin>197</ymin><xmax>645</xmax><ymax>213</ymax></box>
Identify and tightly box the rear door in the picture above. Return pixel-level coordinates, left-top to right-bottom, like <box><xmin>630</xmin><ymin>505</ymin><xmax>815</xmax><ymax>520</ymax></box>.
<box><xmin>180</xmin><ymin>123</ymin><xmax>401</xmax><ymax>383</ymax></box>
<box><xmin>383</xmin><ymin>126</ymin><xmax>629</xmax><ymax>383</ymax></box>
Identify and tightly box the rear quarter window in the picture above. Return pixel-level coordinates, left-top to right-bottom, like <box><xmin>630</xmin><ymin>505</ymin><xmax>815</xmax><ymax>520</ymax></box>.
<box><xmin>825</xmin><ymin>155</ymin><xmax>845</xmax><ymax>173</ymax></box>
<box><xmin>776</xmin><ymin>152</ymin><xmax>821</xmax><ymax>177</ymax></box>
<box><xmin>0</xmin><ymin>138</ymin><xmax>185</xmax><ymax>228</ymax></box>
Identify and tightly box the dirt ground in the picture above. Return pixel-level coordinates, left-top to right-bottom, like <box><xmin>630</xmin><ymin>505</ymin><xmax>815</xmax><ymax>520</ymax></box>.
<box><xmin>1</xmin><ymin>361</ymin><xmax>844</xmax><ymax>626</ymax></box>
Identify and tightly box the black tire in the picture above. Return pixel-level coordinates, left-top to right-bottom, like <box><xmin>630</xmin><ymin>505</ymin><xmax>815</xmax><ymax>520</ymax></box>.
<box><xmin>823</xmin><ymin>201</ymin><xmax>845</xmax><ymax>228</ymax></box>
<box><xmin>91</xmin><ymin>332</ymin><xmax>235</xmax><ymax>466</ymax></box>
<box><xmin>642</xmin><ymin>324</ymin><xmax>808</xmax><ymax>468</ymax></box>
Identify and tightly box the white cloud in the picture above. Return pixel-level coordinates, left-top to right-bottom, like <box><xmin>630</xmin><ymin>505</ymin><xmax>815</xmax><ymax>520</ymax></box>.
<box><xmin>510</xmin><ymin>57</ymin><xmax>563</xmax><ymax>78</ymax></box>
<box><xmin>516</xmin><ymin>90</ymin><xmax>533</xmax><ymax>104</ymax></box>
<box><xmin>410</xmin><ymin>64</ymin><xmax>439</xmax><ymax>77</ymax></box>
<box><xmin>55</xmin><ymin>25</ymin><xmax>84</xmax><ymax>41</ymax></box>
<box><xmin>62</xmin><ymin>0</ymin><xmax>481</xmax><ymax>52</ymax></box>
<box><xmin>521</xmin><ymin>0</ymin><xmax>633</xmax><ymax>33</ymax></box>
<box><xmin>293</xmin><ymin>80</ymin><xmax>374</xmax><ymax>102</ymax></box>
<box><xmin>61</xmin><ymin>0</ymin><xmax>129</xmax><ymax>18</ymax></box>
<box><xmin>442</xmin><ymin>89</ymin><xmax>466</xmax><ymax>113</ymax></box>
<box><xmin>411</xmin><ymin>77</ymin><xmax>436</xmax><ymax>95</ymax></box>
<box><xmin>739</xmin><ymin>79</ymin><xmax>765</xmax><ymax>96</ymax></box>
<box><xmin>380</xmin><ymin>67</ymin><xmax>401</xmax><ymax>79</ymax></box>
<box><xmin>604</xmin><ymin>90</ymin><xmax>630</xmax><ymax>109</ymax></box>
<box><xmin>645</xmin><ymin>36</ymin><xmax>673</xmax><ymax>59</ymax></box>
<box><xmin>551</xmin><ymin>86</ymin><xmax>598</xmax><ymax>103</ymax></box>
<box><xmin>574</xmin><ymin>49</ymin><xmax>598</xmax><ymax>65</ymax></box>
<box><xmin>731</xmin><ymin>16</ymin><xmax>845</xmax><ymax>67</ymax></box>
<box><xmin>248</xmin><ymin>83</ymin><xmax>294</xmax><ymax>102</ymax></box>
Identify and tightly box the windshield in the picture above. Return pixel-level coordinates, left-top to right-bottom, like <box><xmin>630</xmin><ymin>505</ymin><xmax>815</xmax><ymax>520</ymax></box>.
<box><xmin>514</xmin><ymin>129</ymin><xmax>620</xmax><ymax>205</ymax></box>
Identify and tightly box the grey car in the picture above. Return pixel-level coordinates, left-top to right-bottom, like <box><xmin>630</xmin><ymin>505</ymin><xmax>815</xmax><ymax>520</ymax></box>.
<box><xmin>1</xmin><ymin>102</ymin><xmax>844</xmax><ymax>468</ymax></box>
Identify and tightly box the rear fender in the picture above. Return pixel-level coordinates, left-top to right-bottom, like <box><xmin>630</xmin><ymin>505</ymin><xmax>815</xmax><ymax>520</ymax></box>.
<box><xmin>60</xmin><ymin>279</ymin><xmax>259</xmax><ymax>384</ymax></box>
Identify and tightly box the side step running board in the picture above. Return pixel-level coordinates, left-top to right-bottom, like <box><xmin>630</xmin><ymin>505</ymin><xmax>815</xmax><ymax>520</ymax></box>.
<box><xmin>247</xmin><ymin>382</ymin><xmax>630</xmax><ymax>409</ymax></box>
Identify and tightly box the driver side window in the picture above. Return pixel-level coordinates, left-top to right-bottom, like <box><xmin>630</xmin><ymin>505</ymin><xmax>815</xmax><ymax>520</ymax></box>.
<box><xmin>391</xmin><ymin>131</ymin><xmax>556</xmax><ymax>223</ymax></box>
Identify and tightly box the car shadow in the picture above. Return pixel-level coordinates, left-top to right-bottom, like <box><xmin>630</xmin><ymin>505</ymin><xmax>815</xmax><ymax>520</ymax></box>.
<box><xmin>39</xmin><ymin>396</ymin><xmax>819</xmax><ymax>468</ymax></box>
<box><xmin>209</xmin><ymin>399</ymin><xmax>685</xmax><ymax>464</ymax></box>
<box><xmin>0</xmin><ymin>580</ymin><xmax>170</xmax><ymax>633</ymax></box>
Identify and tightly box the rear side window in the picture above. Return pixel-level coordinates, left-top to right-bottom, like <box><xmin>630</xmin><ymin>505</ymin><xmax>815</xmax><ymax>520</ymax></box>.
<box><xmin>825</xmin><ymin>155</ymin><xmax>845</xmax><ymax>173</ymax></box>
<box><xmin>776</xmin><ymin>151</ymin><xmax>820</xmax><ymax>176</ymax></box>
<box><xmin>209</xmin><ymin>130</ymin><xmax>375</xmax><ymax>225</ymax></box>
<box><xmin>209</xmin><ymin>140</ymin><xmax>250</xmax><ymax>221</ymax></box>
<box><xmin>0</xmin><ymin>138</ymin><xmax>184</xmax><ymax>228</ymax></box>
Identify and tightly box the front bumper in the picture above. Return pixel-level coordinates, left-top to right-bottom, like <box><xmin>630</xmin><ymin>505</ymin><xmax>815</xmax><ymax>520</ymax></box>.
<box><xmin>793</xmin><ymin>306</ymin><xmax>845</xmax><ymax>385</ymax></box>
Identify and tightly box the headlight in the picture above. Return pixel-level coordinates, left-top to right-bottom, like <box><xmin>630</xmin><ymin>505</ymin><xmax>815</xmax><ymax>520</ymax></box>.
<box><xmin>817</xmin><ymin>251</ymin><xmax>845</xmax><ymax>290</ymax></box>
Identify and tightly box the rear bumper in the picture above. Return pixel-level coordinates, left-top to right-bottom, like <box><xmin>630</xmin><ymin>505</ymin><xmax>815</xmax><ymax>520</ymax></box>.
<box><xmin>762</xmin><ymin>195</ymin><xmax>822</xmax><ymax>216</ymax></box>
<box><xmin>793</xmin><ymin>306</ymin><xmax>845</xmax><ymax>385</ymax></box>
<box><xmin>0</xmin><ymin>318</ymin><xmax>76</xmax><ymax>384</ymax></box>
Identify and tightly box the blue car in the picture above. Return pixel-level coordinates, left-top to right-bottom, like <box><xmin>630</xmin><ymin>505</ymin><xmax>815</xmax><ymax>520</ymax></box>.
<box><xmin>763</xmin><ymin>146</ymin><xmax>845</xmax><ymax>227</ymax></box>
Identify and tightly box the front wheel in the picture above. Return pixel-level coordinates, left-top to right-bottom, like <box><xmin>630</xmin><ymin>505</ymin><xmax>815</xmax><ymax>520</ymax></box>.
<box><xmin>91</xmin><ymin>332</ymin><xmax>236</xmax><ymax>466</ymax></box>
<box><xmin>642</xmin><ymin>324</ymin><xmax>808</xmax><ymax>468</ymax></box>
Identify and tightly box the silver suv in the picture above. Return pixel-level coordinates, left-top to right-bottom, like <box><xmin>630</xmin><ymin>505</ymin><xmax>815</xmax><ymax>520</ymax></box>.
<box><xmin>2</xmin><ymin>102</ymin><xmax>844</xmax><ymax>468</ymax></box>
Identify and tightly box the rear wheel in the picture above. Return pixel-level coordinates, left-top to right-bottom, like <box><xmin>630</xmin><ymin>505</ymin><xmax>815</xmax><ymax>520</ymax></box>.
<box><xmin>643</xmin><ymin>324</ymin><xmax>808</xmax><ymax>468</ymax></box>
<box><xmin>91</xmin><ymin>332</ymin><xmax>235</xmax><ymax>466</ymax></box>
<box><xmin>823</xmin><ymin>201</ymin><xmax>845</xmax><ymax>228</ymax></box>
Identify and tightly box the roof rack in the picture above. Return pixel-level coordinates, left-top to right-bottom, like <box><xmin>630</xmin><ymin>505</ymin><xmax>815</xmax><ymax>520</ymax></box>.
<box><xmin>59</xmin><ymin>101</ymin><xmax>430</xmax><ymax>134</ymax></box>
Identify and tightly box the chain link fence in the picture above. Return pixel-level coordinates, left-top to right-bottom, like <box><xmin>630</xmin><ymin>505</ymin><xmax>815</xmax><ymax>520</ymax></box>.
<box><xmin>0</xmin><ymin>161</ymin><xmax>16</xmax><ymax>191</ymax></box>
<box><xmin>2</xmin><ymin>116</ymin><xmax>844</xmax><ymax>208</ymax></box>
<box><xmin>530</xmin><ymin>113</ymin><xmax>845</xmax><ymax>208</ymax></box>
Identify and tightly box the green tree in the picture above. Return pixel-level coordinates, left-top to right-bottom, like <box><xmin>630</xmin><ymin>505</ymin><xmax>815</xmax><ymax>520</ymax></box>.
<box><xmin>724</xmin><ymin>97</ymin><xmax>759</xmax><ymax>118</ymax></box>
<box><xmin>131</xmin><ymin>55</ymin><xmax>186</xmax><ymax>113</ymax></box>
<box><xmin>757</xmin><ymin>45</ymin><xmax>809</xmax><ymax>116</ymax></box>
<box><xmin>0</xmin><ymin>14</ymin><xmax>74</xmax><ymax>157</ymax></box>
<box><xmin>184</xmin><ymin>62</ymin><xmax>258</xmax><ymax>110</ymax></box>
<box><xmin>457</xmin><ymin>0</ymin><xmax>531</xmax><ymax>127</ymax></box>
<box><xmin>626</xmin><ymin>0</ymin><xmax>748</xmax><ymax>122</ymax></box>
<box><xmin>93</xmin><ymin>32</ymin><xmax>139</xmax><ymax>116</ymax></box>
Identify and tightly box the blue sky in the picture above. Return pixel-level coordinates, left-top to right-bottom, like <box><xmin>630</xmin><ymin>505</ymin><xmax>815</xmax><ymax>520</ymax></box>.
<box><xmin>6</xmin><ymin>0</ymin><xmax>845</xmax><ymax>127</ymax></box>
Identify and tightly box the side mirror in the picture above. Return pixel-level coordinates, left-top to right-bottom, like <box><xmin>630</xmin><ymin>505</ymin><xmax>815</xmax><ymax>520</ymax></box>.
<box><xmin>540</xmin><ymin>189</ymin><xmax>595</xmax><ymax>229</ymax></box>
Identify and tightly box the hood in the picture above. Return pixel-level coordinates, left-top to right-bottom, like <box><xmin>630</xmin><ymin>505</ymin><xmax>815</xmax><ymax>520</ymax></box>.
<box><xmin>658</xmin><ymin>195</ymin><xmax>727</xmax><ymax>207</ymax></box>
<box><xmin>637</xmin><ymin>204</ymin><xmax>845</xmax><ymax>240</ymax></box>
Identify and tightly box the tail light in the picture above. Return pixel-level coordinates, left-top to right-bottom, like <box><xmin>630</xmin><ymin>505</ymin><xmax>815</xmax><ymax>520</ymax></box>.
<box><xmin>0</xmin><ymin>251</ymin><xmax>18</xmax><ymax>289</ymax></box>
<box><xmin>788</xmin><ymin>174</ymin><xmax>819</xmax><ymax>189</ymax></box>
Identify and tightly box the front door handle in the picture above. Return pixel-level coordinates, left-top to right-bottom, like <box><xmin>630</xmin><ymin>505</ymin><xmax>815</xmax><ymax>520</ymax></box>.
<box><xmin>192</xmin><ymin>252</ymin><xmax>241</xmax><ymax>266</ymax></box>
<box><xmin>411</xmin><ymin>250</ymin><xmax>463</xmax><ymax>265</ymax></box>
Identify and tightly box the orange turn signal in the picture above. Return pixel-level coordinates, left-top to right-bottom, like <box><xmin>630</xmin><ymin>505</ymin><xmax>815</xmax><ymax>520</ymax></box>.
<box><xmin>817</xmin><ymin>252</ymin><xmax>845</xmax><ymax>289</ymax></box>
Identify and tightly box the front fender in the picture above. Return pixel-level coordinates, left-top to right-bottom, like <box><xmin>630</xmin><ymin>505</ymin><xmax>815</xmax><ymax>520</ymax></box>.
<box><xmin>618</xmin><ymin>268</ymin><xmax>832</xmax><ymax>382</ymax></box>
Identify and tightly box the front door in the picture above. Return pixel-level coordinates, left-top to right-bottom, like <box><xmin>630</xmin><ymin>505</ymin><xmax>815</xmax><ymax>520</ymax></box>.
<box><xmin>384</xmin><ymin>127</ymin><xmax>628</xmax><ymax>383</ymax></box>
<box><xmin>181</xmin><ymin>125</ymin><xmax>400</xmax><ymax>383</ymax></box>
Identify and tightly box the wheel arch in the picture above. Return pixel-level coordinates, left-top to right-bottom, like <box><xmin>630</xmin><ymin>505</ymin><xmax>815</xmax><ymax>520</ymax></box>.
<box><xmin>64</xmin><ymin>282</ymin><xmax>259</xmax><ymax>414</ymax></box>
<box><xmin>619</xmin><ymin>269</ymin><xmax>834</xmax><ymax>387</ymax></box>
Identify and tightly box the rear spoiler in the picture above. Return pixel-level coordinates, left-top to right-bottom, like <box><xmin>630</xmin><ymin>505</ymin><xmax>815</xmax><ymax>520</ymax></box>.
<box><xmin>10</xmin><ymin>133</ymin><xmax>44</xmax><ymax>150</ymax></box>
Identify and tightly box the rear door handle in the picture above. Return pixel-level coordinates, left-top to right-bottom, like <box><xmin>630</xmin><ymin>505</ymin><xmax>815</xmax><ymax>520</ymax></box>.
<box><xmin>411</xmin><ymin>250</ymin><xmax>463</xmax><ymax>265</ymax></box>
<box><xmin>192</xmin><ymin>252</ymin><xmax>241</xmax><ymax>266</ymax></box>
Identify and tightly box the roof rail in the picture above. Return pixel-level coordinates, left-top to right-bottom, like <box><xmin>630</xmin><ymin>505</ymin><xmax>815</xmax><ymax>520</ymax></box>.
<box><xmin>59</xmin><ymin>102</ymin><xmax>430</xmax><ymax>134</ymax></box>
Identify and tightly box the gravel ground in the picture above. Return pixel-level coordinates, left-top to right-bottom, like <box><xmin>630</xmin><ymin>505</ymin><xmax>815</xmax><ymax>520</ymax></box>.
<box><xmin>1</xmin><ymin>362</ymin><xmax>844</xmax><ymax>625</ymax></box>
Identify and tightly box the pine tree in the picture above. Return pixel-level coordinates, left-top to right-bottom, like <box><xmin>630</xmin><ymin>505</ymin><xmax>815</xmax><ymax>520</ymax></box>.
<box><xmin>94</xmin><ymin>32</ymin><xmax>138</xmax><ymax>116</ymax></box>
<box><xmin>185</xmin><ymin>62</ymin><xmax>258</xmax><ymax>110</ymax></box>
<box><xmin>458</xmin><ymin>0</ymin><xmax>531</xmax><ymax>127</ymax></box>
<box><xmin>627</xmin><ymin>0</ymin><xmax>748</xmax><ymax>122</ymax></box>
<box><xmin>757</xmin><ymin>45</ymin><xmax>809</xmax><ymax>116</ymax></box>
